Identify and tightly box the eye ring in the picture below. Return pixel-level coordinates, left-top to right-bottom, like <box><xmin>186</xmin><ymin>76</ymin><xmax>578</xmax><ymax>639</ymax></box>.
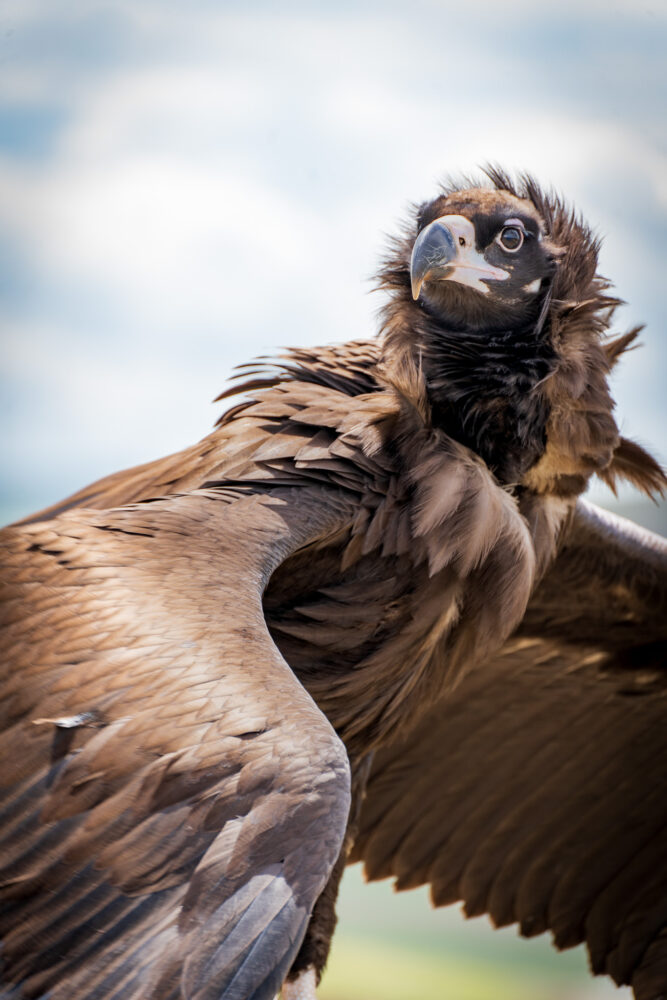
<box><xmin>497</xmin><ymin>225</ymin><xmax>524</xmax><ymax>252</ymax></box>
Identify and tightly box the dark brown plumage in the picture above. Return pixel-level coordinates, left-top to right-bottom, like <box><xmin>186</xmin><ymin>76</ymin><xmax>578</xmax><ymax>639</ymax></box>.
<box><xmin>2</xmin><ymin>168</ymin><xmax>666</xmax><ymax>1000</ymax></box>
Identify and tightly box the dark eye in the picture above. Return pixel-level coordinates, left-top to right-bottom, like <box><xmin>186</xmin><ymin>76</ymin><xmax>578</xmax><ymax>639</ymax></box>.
<box><xmin>498</xmin><ymin>226</ymin><xmax>524</xmax><ymax>252</ymax></box>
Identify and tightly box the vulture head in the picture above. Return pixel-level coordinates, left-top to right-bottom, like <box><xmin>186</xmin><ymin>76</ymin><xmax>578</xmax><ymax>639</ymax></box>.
<box><xmin>409</xmin><ymin>183</ymin><xmax>559</xmax><ymax>331</ymax></box>
<box><xmin>378</xmin><ymin>166</ymin><xmax>663</xmax><ymax>498</ymax></box>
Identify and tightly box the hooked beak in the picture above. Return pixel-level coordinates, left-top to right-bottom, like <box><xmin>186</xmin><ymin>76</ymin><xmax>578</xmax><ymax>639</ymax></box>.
<box><xmin>410</xmin><ymin>215</ymin><xmax>509</xmax><ymax>300</ymax></box>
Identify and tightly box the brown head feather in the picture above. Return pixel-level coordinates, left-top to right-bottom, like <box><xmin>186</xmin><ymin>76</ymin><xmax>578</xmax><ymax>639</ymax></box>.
<box><xmin>603</xmin><ymin>326</ymin><xmax>642</xmax><ymax>367</ymax></box>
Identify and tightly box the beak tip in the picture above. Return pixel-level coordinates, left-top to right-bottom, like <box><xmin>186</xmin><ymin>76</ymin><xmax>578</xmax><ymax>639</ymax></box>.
<box><xmin>411</xmin><ymin>277</ymin><xmax>423</xmax><ymax>300</ymax></box>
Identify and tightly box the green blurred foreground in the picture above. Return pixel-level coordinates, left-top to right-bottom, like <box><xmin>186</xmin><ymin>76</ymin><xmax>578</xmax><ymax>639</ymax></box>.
<box><xmin>319</xmin><ymin>866</ymin><xmax>629</xmax><ymax>1000</ymax></box>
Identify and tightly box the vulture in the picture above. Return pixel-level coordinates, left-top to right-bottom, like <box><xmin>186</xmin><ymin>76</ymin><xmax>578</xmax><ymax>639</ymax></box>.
<box><xmin>2</xmin><ymin>166</ymin><xmax>667</xmax><ymax>1000</ymax></box>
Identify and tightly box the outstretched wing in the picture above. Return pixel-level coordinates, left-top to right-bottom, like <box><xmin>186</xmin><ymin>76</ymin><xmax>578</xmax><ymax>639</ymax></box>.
<box><xmin>353</xmin><ymin>500</ymin><xmax>667</xmax><ymax>1000</ymax></box>
<box><xmin>17</xmin><ymin>341</ymin><xmax>383</xmax><ymax>526</ymax></box>
<box><xmin>1</xmin><ymin>486</ymin><xmax>356</xmax><ymax>1000</ymax></box>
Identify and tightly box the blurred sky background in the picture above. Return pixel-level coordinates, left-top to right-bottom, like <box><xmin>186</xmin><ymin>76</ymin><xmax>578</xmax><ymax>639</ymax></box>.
<box><xmin>1</xmin><ymin>1</ymin><xmax>665</xmax><ymax>996</ymax></box>
<box><xmin>1</xmin><ymin>0</ymin><xmax>666</xmax><ymax>531</ymax></box>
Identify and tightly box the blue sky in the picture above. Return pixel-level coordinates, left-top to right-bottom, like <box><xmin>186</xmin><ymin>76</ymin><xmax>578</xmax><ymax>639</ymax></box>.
<box><xmin>1</xmin><ymin>0</ymin><xmax>666</xmax><ymax>526</ymax></box>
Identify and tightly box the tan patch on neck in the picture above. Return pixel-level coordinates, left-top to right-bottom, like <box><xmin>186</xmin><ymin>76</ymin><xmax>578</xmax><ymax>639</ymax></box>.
<box><xmin>522</xmin><ymin>325</ymin><xmax>619</xmax><ymax>497</ymax></box>
<box><xmin>522</xmin><ymin>435</ymin><xmax>592</xmax><ymax>496</ymax></box>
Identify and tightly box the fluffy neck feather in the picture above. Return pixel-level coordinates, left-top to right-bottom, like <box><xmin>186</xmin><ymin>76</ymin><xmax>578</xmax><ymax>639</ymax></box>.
<box><xmin>379</xmin><ymin>291</ymin><xmax>557</xmax><ymax>486</ymax></box>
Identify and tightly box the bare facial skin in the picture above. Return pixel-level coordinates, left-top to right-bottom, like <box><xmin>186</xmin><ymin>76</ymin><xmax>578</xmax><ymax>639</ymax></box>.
<box><xmin>409</xmin><ymin>187</ymin><xmax>558</xmax><ymax>331</ymax></box>
<box><xmin>410</xmin><ymin>214</ymin><xmax>510</xmax><ymax>298</ymax></box>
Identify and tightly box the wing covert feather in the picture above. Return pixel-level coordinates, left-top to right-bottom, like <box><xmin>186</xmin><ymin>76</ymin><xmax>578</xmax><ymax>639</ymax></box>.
<box><xmin>1</xmin><ymin>486</ymin><xmax>356</xmax><ymax>1000</ymax></box>
<box><xmin>353</xmin><ymin>501</ymin><xmax>667</xmax><ymax>999</ymax></box>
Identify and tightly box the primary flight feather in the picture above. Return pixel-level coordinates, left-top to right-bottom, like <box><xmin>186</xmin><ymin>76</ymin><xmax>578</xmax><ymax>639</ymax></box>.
<box><xmin>1</xmin><ymin>168</ymin><xmax>666</xmax><ymax>1000</ymax></box>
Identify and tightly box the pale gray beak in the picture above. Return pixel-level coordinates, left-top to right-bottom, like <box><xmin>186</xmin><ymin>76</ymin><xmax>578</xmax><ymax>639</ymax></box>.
<box><xmin>410</xmin><ymin>215</ymin><xmax>509</xmax><ymax>299</ymax></box>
